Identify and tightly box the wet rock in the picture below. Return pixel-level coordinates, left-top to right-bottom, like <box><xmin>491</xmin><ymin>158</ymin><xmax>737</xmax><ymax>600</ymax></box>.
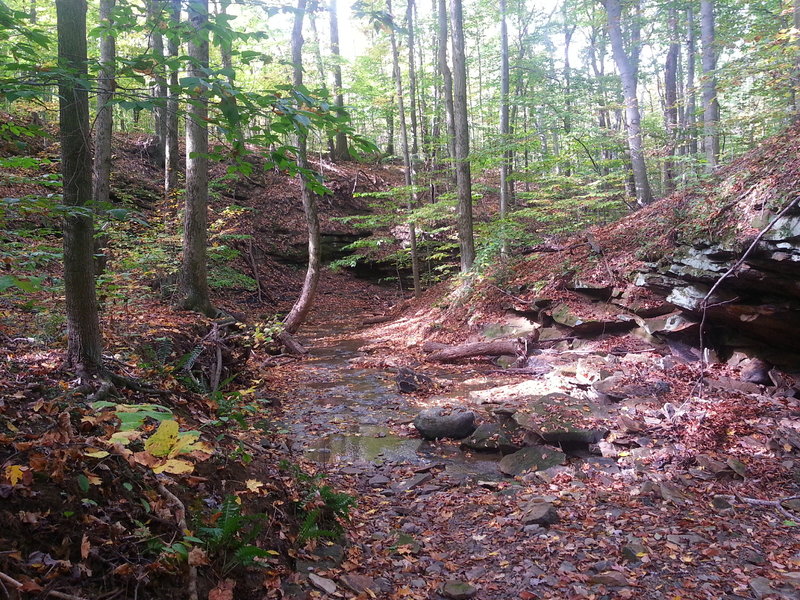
<box><xmin>442</xmin><ymin>580</ymin><xmax>478</xmax><ymax>599</ymax></box>
<box><xmin>520</xmin><ymin>501</ymin><xmax>560</xmax><ymax>526</ymax></box>
<box><xmin>740</xmin><ymin>358</ymin><xmax>772</xmax><ymax>385</ymax></box>
<box><xmin>396</xmin><ymin>367</ymin><xmax>433</xmax><ymax>393</ymax></box>
<box><xmin>461</xmin><ymin>423</ymin><xmax>519</xmax><ymax>453</ymax></box>
<box><xmin>499</xmin><ymin>446</ymin><xmax>566</xmax><ymax>476</ymax></box>
<box><xmin>413</xmin><ymin>407</ymin><xmax>476</xmax><ymax>440</ymax></box>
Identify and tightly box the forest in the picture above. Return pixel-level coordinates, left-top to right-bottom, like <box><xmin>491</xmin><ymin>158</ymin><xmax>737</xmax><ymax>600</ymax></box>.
<box><xmin>1</xmin><ymin>0</ymin><xmax>800</xmax><ymax>598</ymax></box>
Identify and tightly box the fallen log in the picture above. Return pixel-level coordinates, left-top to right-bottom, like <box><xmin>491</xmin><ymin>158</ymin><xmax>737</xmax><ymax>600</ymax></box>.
<box><xmin>422</xmin><ymin>341</ymin><xmax>450</xmax><ymax>353</ymax></box>
<box><xmin>426</xmin><ymin>339</ymin><xmax>525</xmax><ymax>363</ymax></box>
<box><xmin>362</xmin><ymin>315</ymin><xmax>394</xmax><ymax>325</ymax></box>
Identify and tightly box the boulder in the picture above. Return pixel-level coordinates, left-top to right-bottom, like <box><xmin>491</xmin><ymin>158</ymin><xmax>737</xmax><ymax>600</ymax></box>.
<box><xmin>413</xmin><ymin>407</ymin><xmax>476</xmax><ymax>440</ymax></box>
<box><xmin>513</xmin><ymin>393</ymin><xmax>609</xmax><ymax>445</ymax></box>
<box><xmin>442</xmin><ymin>581</ymin><xmax>477</xmax><ymax>599</ymax></box>
<box><xmin>396</xmin><ymin>367</ymin><xmax>433</xmax><ymax>393</ymax></box>
<box><xmin>461</xmin><ymin>423</ymin><xmax>519</xmax><ymax>453</ymax></box>
<box><xmin>499</xmin><ymin>446</ymin><xmax>566</xmax><ymax>476</ymax></box>
<box><xmin>520</xmin><ymin>501</ymin><xmax>560</xmax><ymax>526</ymax></box>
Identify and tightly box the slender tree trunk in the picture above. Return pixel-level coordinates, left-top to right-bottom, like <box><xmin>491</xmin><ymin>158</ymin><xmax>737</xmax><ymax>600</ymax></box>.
<box><xmin>449</xmin><ymin>0</ymin><xmax>474</xmax><ymax>271</ymax></box>
<box><xmin>283</xmin><ymin>0</ymin><xmax>322</xmax><ymax>334</ymax></box>
<box><xmin>329</xmin><ymin>0</ymin><xmax>349</xmax><ymax>160</ymax></box>
<box><xmin>165</xmin><ymin>0</ymin><xmax>181</xmax><ymax>197</ymax></box>
<box><xmin>57</xmin><ymin>0</ymin><xmax>103</xmax><ymax>373</ymax></box>
<box><xmin>406</xmin><ymin>0</ymin><xmax>420</xmax><ymax>157</ymax></box>
<box><xmin>685</xmin><ymin>7</ymin><xmax>698</xmax><ymax>157</ymax></box>
<box><xmin>604</xmin><ymin>0</ymin><xmax>653</xmax><ymax>206</ymax></box>
<box><xmin>794</xmin><ymin>0</ymin><xmax>800</xmax><ymax>115</ymax></box>
<box><xmin>93</xmin><ymin>0</ymin><xmax>116</xmax><ymax>208</ymax></box>
<box><xmin>438</xmin><ymin>0</ymin><xmax>457</xmax><ymax>170</ymax></box>
<box><xmin>663</xmin><ymin>6</ymin><xmax>679</xmax><ymax>195</ymax></box>
<box><xmin>148</xmin><ymin>0</ymin><xmax>167</xmax><ymax>164</ymax></box>
<box><xmin>700</xmin><ymin>0</ymin><xmax>720</xmax><ymax>171</ymax></box>
<box><xmin>388</xmin><ymin>0</ymin><xmax>421</xmax><ymax>297</ymax></box>
<box><xmin>29</xmin><ymin>0</ymin><xmax>36</xmax><ymax>23</ymax></box>
<box><xmin>499</xmin><ymin>0</ymin><xmax>510</xmax><ymax>256</ymax></box>
<box><xmin>178</xmin><ymin>0</ymin><xmax>214</xmax><ymax>316</ymax></box>
<box><xmin>308</xmin><ymin>10</ymin><xmax>334</xmax><ymax>155</ymax></box>
<box><xmin>561</xmin><ymin>14</ymin><xmax>576</xmax><ymax>177</ymax></box>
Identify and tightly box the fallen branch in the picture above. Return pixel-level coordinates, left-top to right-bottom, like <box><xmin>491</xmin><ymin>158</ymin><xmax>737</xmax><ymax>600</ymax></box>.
<box><xmin>426</xmin><ymin>339</ymin><xmax>527</xmax><ymax>363</ymax></box>
<box><xmin>362</xmin><ymin>315</ymin><xmax>394</xmax><ymax>325</ymax></box>
<box><xmin>715</xmin><ymin>494</ymin><xmax>800</xmax><ymax>522</ymax></box>
<box><xmin>47</xmin><ymin>591</ymin><xmax>91</xmax><ymax>600</ymax></box>
<box><xmin>278</xmin><ymin>330</ymin><xmax>308</xmax><ymax>355</ymax></box>
<box><xmin>0</xmin><ymin>571</ymin><xmax>22</xmax><ymax>590</ymax></box>
<box><xmin>157</xmin><ymin>484</ymin><xmax>198</xmax><ymax>600</ymax></box>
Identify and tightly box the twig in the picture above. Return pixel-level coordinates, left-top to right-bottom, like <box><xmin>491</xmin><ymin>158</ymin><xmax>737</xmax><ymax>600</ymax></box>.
<box><xmin>46</xmin><ymin>591</ymin><xmax>91</xmax><ymax>600</ymax></box>
<box><xmin>0</xmin><ymin>571</ymin><xmax>22</xmax><ymax>590</ymax></box>
<box><xmin>157</xmin><ymin>484</ymin><xmax>198</xmax><ymax>600</ymax></box>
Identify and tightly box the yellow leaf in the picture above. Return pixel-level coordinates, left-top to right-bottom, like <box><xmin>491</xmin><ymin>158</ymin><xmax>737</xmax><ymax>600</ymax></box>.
<box><xmin>245</xmin><ymin>479</ymin><xmax>264</xmax><ymax>493</ymax></box>
<box><xmin>152</xmin><ymin>459</ymin><xmax>194</xmax><ymax>474</ymax></box>
<box><xmin>109</xmin><ymin>431</ymin><xmax>140</xmax><ymax>445</ymax></box>
<box><xmin>84</xmin><ymin>448</ymin><xmax>110</xmax><ymax>458</ymax></box>
<box><xmin>144</xmin><ymin>420</ymin><xmax>179</xmax><ymax>457</ymax></box>
<box><xmin>5</xmin><ymin>464</ymin><xmax>25</xmax><ymax>485</ymax></box>
<box><xmin>87</xmin><ymin>474</ymin><xmax>102</xmax><ymax>485</ymax></box>
<box><xmin>167</xmin><ymin>431</ymin><xmax>200</xmax><ymax>458</ymax></box>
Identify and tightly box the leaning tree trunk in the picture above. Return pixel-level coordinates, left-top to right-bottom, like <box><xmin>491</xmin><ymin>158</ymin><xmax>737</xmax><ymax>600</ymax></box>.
<box><xmin>700</xmin><ymin>0</ymin><xmax>720</xmax><ymax>171</ymax></box>
<box><xmin>329</xmin><ymin>0</ymin><xmax>349</xmax><ymax>160</ymax></box>
<box><xmin>92</xmin><ymin>0</ymin><xmax>115</xmax><ymax>208</ymax></box>
<box><xmin>388</xmin><ymin>0</ymin><xmax>422</xmax><ymax>297</ymax></box>
<box><xmin>164</xmin><ymin>0</ymin><xmax>181</xmax><ymax>197</ymax></box>
<box><xmin>57</xmin><ymin>0</ymin><xmax>103</xmax><ymax>373</ymax></box>
<box><xmin>605</xmin><ymin>0</ymin><xmax>653</xmax><ymax>206</ymax></box>
<box><xmin>449</xmin><ymin>0</ymin><xmax>475</xmax><ymax>271</ymax></box>
<box><xmin>177</xmin><ymin>0</ymin><xmax>215</xmax><ymax>316</ymax></box>
<box><xmin>283</xmin><ymin>0</ymin><xmax>322</xmax><ymax>334</ymax></box>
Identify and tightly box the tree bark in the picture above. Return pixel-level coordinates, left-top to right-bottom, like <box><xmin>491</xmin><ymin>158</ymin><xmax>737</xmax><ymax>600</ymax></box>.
<box><xmin>57</xmin><ymin>0</ymin><xmax>103</xmax><ymax>373</ymax></box>
<box><xmin>604</xmin><ymin>0</ymin><xmax>653</xmax><ymax>206</ymax></box>
<box><xmin>148</xmin><ymin>0</ymin><xmax>167</xmax><ymax>163</ymax></box>
<box><xmin>449</xmin><ymin>0</ymin><xmax>475</xmax><ymax>271</ymax></box>
<box><xmin>388</xmin><ymin>0</ymin><xmax>421</xmax><ymax>297</ymax></box>
<box><xmin>165</xmin><ymin>0</ymin><xmax>181</xmax><ymax>197</ymax></box>
<box><xmin>92</xmin><ymin>0</ymin><xmax>116</xmax><ymax>208</ymax></box>
<box><xmin>700</xmin><ymin>0</ymin><xmax>720</xmax><ymax>171</ymax></box>
<box><xmin>794</xmin><ymin>0</ymin><xmax>800</xmax><ymax>116</ymax></box>
<box><xmin>329</xmin><ymin>0</ymin><xmax>349</xmax><ymax>160</ymax></box>
<box><xmin>283</xmin><ymin>0</ymin><xmax>322</xmax><ymax>334</ymax></box>
<box><xmin>684</xmin><ymin>6</ymin><xmax>698</xmax><ymax>157</ymax></box>
<box><xmin>499</xmin><ymin>0</ymin><xmax>510</xmax><ymax>256</ymax></box>
<box><xmin>437</xmin><ymin>0</ymin><xmax>456</xmax><ymax>169</ymax></box>
<box><xmin>663</xmin><ymin>5</ymin><xmax>679</xmax><ymax>194</ymax></box>
<box><xmin>177</xmin><ymin>0</ymin><xmax>215</xmax><ymax>316</ymax></box>
<box><xmin>425</xmin><ymin>339</ymin><xmax>525</xmax><ymax>363</ymax></box>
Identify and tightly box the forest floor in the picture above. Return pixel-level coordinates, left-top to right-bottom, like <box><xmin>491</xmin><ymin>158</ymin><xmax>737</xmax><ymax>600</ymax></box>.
<box><xmin>1</xmin><ymin>125</ymin><xmax>800</xmax><ymax>599</ymax></box>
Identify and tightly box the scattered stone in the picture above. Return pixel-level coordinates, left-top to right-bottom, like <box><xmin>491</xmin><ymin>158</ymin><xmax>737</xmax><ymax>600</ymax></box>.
<box><xmin>461</xmin><ymin>423</ymin><xmax>518</xmax><ymax>453</ymax></box>
<box><xmin>741</xmin><ymin>549</ymin><xmax>767</xmax><ymax>565</ymax></box>
<box><xmin>589</xmin><ymin>571</ymin><xmax>629</xmax><ymax>587</ymax></box>
<box><xmin>413</xmin><ymin>407</ymin><xmax>476</xmax><ymax>440</ymax></box>
<box><xmin>396</xmin><ymin>367</ymin><xmax>434</xmax><ymax>393</ymax></box>
<box><xmin>396</xmin><ymin>472</ymin><xmax>433</xmax><ymax>492</ymax></box>
<box><xmin>621</xmin><ymin>542</ymin><xmax>648</xmax><ymax>562</ymax></box>
<box><xmin>712</xmin><ymin>495</ymin><xmax>734</xmax><ymax>510</ymax></box>
<box><xmin>740</xmin><ymin>358</ymin><xmax>772</xmax><ymax>385</ymax></box>
<box><xmin>368</xmin><ymin>474</ymin><xmax>390</xmax><ymax>487</ymax></box>
<box><xmin>520</xmin><ymin>501</ymin><xmax>560</xmax><ymax>526</ymax></box>
<box><xmin>442</xmin><ymin>580</ymin><xmax>478</xmax><ymax>599</ymax></box>
<box><xmin>308</xmin><ymin>573</ymin><xmax>337</xmax><ymax>595</ymax></box>
<box><xmin>340</xmin><ymin>573</ymin><xmax>376</xmax><ymax>595</ymax></box>
<box><xmin>749</xmin><ymin>576</ymin><xmax>776</xmax><ymax>599</ymax></box>
<box><xmin>499</xmin><ymin>446</ymin><xmax>567</xmax><ymax>477</ymax></box>
<box><xmin>395</xmin><ymin>532</ymin><xmax>421</xmax><ymax>555</ymax></box>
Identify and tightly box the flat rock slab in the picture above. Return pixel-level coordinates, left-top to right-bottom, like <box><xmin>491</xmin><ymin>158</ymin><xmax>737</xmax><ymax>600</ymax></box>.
<box><xmin>521</xmin><ymin>501</ymin><xmax>560</xmax><ymax>526</ymax></box>
<box><xmin>513</xmin><ymin>393</ymin><xmax>609</xmax><ymax>445</ymax></box>
<box><xmin>413</xmin><ymin>407</ymin><xmax>476</xmax><ymax>440</ymax></box>
<box><xmin>499</xmin><ymin>446</ymin><xmax>566</xmax><ymax>476</ymax></box>
<box><xmin>461</xmin><ymin>423</ymin><xmax>519</xmax><ymax>453</ymax></box>
<box><xmin>442</xmin><ymin>580</ymin><xmax>478</xmax><ymax>599</ymax></box>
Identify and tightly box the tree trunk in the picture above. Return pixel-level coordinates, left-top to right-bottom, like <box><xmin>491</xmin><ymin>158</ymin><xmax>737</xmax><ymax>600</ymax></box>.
<box><xmin>561</xmin><ymin>14</ymin><xmax>576</xmax><ymax>177</ymax></box>
<box><xmin>177</xmin><ymin>0</ymin><xmax>215</xmax><ymax>316</ymax></box>
<box><xmin>794</xmin><ymin>0</ymin><xmax>800</xmax><ymax>116</ymax></box>
<box><xmin>684</xmin><ymin>6</ymin><xmax>698</xmax><ymax>157</ymax></box>
<box><xmin>449</xmin><ymin>0</ymin><xmax>475</xmax><ymax>271</ymax></box>
<box><xmin>663</xmin><ymin>6</ymin><xmax>679</xmax><ymax>194</ymax></box>
<box><xmin>165</xmin><ymin>0</ymin><xmax>181</xmax><ymax>197</ymax></box>
<box><xmin>406</xmin><ymin>0</ymin><xmax>420</xmax><ymax>158</ymax></box>
<box><xmin>148</xmin><ymin>0</ymin><xmax>167</xmax><ymax>164</ymax></box>
<box><xmin>700</xmin><ymin>0</ymin><xmax>720</xmax><ymax>171</ymax></box>
<box><xmin>329</xmin><ymin>0</ymin><xmax>349</xmax><ymax>160</ymax></box>
<box><xmin>388</xmin><ymin>0</ymin><xmax>421</xmax><ymax>297</ymax></box>
<box><xmin>56</xmin><ymin>0</ymin><xmax>103</xmax><ymax>373</ymax></box>
<box><xmin>92</xmin><ymin>0</ymin><xmax>115</xmax><ymax>208</ymax></box>
<box><xmin>283</xmin><ymin>0</ymin><xmax>322</xmax><ymax>334</ymax></box>
<box><xmin>437</xmin><ymin>0</ymin><xmax>457</xmax><ymax>170</ymax></box>
<box><xmin>605</xmin><ymin>0</ymin><xmax>653</xmax><ymax>206</ymax></box>
<box><xmin>499</xmin><ymin>0</ymin><xmax>510</xmax><ymax>256</ymax></box>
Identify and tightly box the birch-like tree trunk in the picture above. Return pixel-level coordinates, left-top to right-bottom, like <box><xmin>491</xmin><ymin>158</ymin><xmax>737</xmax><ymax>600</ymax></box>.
<box><xmin>57</xmin><ymin>0</ymin><xmax>103</xmax><ymax>373</ymax></box>
<box><xmin>604</xmin><ymin>0</ymin><xmax>653</xmax><ymax>205</ymax></box>
<box><xmin>92</xmin><ymin>0</ymin><xmax>115</xmax><ymax>208</ymax></box>
<box><xmin>177</xmin><ymin>0</ymin><xmax>215</xmax><ymax>316</ymax></box>
<box><xmin>449</xmin><ymin>0</ymin><xmax>475</xmax><ymax>271</ymax></box>
<box><xmin>701</xmin><ymin>0</ymin><xmax>720</xmax><ymax>171</ymax></box>
<box><xmin>283</xmin><ymin>0</ymin><xmax>322</xmax><ymax>334</ymax></box>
